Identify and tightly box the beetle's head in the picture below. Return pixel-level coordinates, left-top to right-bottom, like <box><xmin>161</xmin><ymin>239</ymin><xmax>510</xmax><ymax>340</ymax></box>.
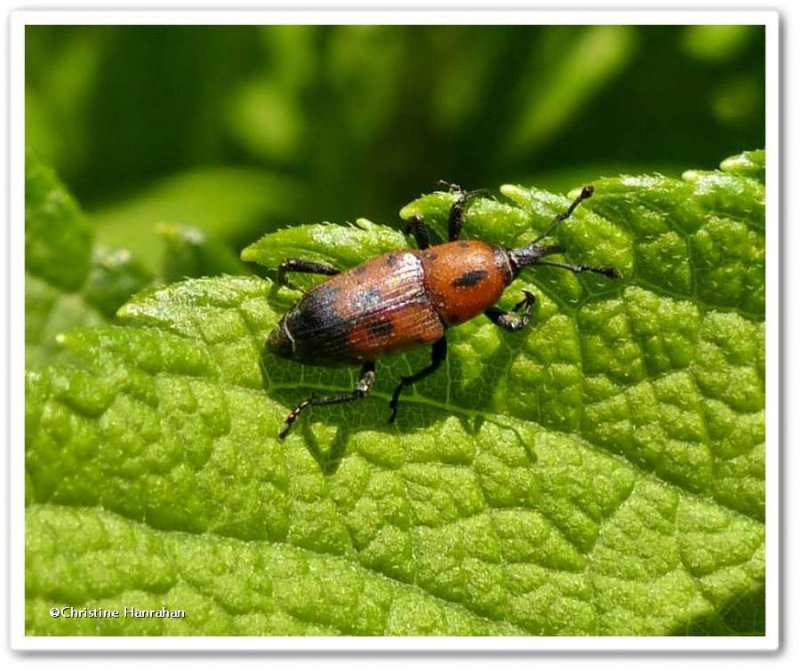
<box><xmin>267</xmin><ymin>318</ymin><xmax>296</xmax><ymax>360</ymax></box>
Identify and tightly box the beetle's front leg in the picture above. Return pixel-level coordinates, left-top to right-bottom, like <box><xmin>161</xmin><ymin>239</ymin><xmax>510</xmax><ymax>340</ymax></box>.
<box><xmin>277</xmin><ymin>258</ymin><xmax>340</xmax><ymax>289</ymax></box>
<box><xmin>403</xmin><ymin>214</ymin><xmax>431</xmax><ymax>250</ymax></box>
<box><xmin>279</xmin><ymin>362</ymin><xmax>376</xmax><ymax>439</ymax></box>
<box><xmin>484</xmin><ymin>291</ymin><xmax>536</xmax><ymax>331</ymax></box>
<box><xmin>439</xmin><ymin>182</ymin><xmax>492</xmax><ymax>242</ymax></box>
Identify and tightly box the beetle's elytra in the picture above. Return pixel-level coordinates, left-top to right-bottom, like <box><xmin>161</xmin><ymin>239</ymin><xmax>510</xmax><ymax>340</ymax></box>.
<box><xmin>269</xmin><ymin>183</ymin><xmax>621</xmax><ymax>438</ymax></box>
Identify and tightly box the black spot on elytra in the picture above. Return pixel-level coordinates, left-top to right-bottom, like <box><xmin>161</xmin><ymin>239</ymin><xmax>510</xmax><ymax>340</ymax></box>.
<box><xmin>368</xmin><ymin>319</ymin><xmax>394</xmax><ymax>338</ymax></box>
<box><xmin>353</xmin><ymin>287</ymin><xmax>383</xmax><ymax>312</ymax></box>
<box><xmin>286</xmin><ymin>285</ymin><xmax>350</xmax><ymax>363</ymax></box>
<box><xmin>386</xmin><ymin>254</ymin><xmax>398</xmax><ymax>268</ymax></box>
<box><xmin>452</xmin><ymin>269</ymin><xmax>489</xmax><ymax>288</ymax></box>
<box><xmin>302</xmin><ymin>283</ymin><xmax>341</xmax><ymax>313</ymax></box>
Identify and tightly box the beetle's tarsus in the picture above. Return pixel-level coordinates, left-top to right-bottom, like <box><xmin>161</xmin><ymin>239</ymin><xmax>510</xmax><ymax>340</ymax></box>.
<box><xmin>278</xmin><ymin>363</ymin><xmax>375</xmax><ymax>438</ymax></box>
<box><xmin>277</xmin><ymin>258</ymin><xmax>341</xmax><ymax>288</ymax></box>
<box><xmin>447</xmin><ymin>185</ymin><xmax>489</xmax><ymax>242</ymax></box>
<box><xmin>438</xmin><ymin>180</ymin><xmax>462</xmax><ymax>194</ymax></box>
<box><xmin>512</xmin><ymin>290</ymin><xmax>536</xmax><ymax>313</ymax></box>
<box><xmin>485</xmin><ymin>292</ymin><xmax>536</xmax><ymax>332</ymax></box>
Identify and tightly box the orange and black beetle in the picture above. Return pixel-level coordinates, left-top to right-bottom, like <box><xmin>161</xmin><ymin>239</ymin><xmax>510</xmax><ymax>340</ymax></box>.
<box><xmin>269</xmin><ymin>183</ymin><xmax>621</xmax><ymax>438</ymax></box>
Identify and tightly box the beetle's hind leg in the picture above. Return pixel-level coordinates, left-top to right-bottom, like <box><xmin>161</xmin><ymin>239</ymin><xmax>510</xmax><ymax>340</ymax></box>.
<box><xmin>277</xmin><ymin>258</ymin><xmax>340</xmax><ymax>290</ymax></box>
<box><xmin>485</xmin><ymin>291</ymin><xmax>536</xmax><ymax>331</ymax></box>
<box><xmin>388</xmin><ymin>337</ymin><xmax>447</xmax><ymax>423</ymax></box>
<box><xmin>279</xmin><ymin>362</ymin><xmax>376</xmax><ymax>439</ymax></box>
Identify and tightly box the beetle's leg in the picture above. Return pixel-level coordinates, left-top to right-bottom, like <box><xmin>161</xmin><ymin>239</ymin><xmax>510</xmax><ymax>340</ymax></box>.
<box><xmin>531</xmin><ymin>185</ymin><xmax>595</xmax><ymax>244</ymax></box>
<box><xmin>485</xmin><ymin>291</ymin><xmax>536</xmax><ymax>332</ymax></box>
<box><xmin>279</xmin><ymin>362</ymin><xmax>376</xmax><ymax>439</ymax></box>
<box><xmin>403</xmin><ymin>214</ymin><xmax>431</xmax><ymax>250</ymax></box>
<box><xmin>437</xmin><ymin>180</ymin><xmax>463</xmax><ymax>193</ymax></box>
<box><xmin>388</xmin><ymin>337</ymin><xmax>447</xmax><ymax>423</ymax></box>
<box><xmin>444</xmin><ymin>184</ymin><xmax>491</xmax><ymax>242</ymax></box>
<box><xmin>277</xmin><ymin>258</ymin><xmax>340</xmax><ymax>289</ymax></box>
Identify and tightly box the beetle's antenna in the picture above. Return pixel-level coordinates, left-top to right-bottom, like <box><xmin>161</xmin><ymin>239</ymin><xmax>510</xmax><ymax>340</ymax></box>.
<box><xmin>507</xmin><ymin>185</ymin><xmax>621</xmax><ymax>280</ymax></box>
<box><xmin>537</xmin><ymin>260</ymin><xmax>622</xmax><ymax>279</ymax></box>
<box><xmin>531</xmin><ymin>185</ymin><xmax>594</xmax><ymax>245</ymax></box>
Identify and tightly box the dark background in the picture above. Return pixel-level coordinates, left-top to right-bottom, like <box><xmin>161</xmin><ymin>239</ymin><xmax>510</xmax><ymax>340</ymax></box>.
<box><xmin>26</xmin><ymin>24</ymin><xmax>765</xmax><ymax>265</ymax></box>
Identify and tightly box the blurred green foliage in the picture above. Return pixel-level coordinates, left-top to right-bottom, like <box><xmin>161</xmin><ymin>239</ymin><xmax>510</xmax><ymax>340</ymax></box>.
<box><xmin>26</xmin><ymin>24</ymin><xmax>765</xmax><ymax>268</ymax></box>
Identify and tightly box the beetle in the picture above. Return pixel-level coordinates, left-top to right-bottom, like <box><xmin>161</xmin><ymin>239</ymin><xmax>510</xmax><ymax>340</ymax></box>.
<box><xmin>268</xmin><ymin>183</ymin><xmax>621</xmax><ymax>438</ymax></box>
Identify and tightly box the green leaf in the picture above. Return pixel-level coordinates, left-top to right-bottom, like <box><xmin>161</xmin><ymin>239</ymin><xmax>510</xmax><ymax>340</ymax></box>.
<box><xmin>25</xmin><ymin>150</ymin><xmax>153</xmax><ymax>366</ymax></box>
<box><xmin>26</xmin><ymin>151</ymin><xmax>765</xmax><ymax>636</ymax></box>
<box><xmin>83</xmin><ymin>247</ymin><xmax>155</xmax><ymax>320</ymax></box>
<box><xmin>157</xmin><ymin>223</ymin><xmax>251</xmax><ymax>283</ymax></box>
<box><xmin>26</xmin><ymin>148</ymin><xmax>92</xmax><ymax>291</ymax></box>
<box><xmin>25</xmin><ymin>153</ymin><xmax>257</xmax><ymax>367</ymax></box>
<box><xmin>242</xmin><ymin>218</ymin><xmax>407</xmax><ymax>290</ymax></box>
<box><xmin>92</xmin><ymin>167</ymin><xmax>305</xmax><ymax>274</ymax></box>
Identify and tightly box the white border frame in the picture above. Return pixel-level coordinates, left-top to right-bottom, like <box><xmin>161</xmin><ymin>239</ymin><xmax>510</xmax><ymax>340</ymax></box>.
<box><xmin>8</xmin><ymin>9</ymin><xmax>780</xmax><ymax>652</ymax></box>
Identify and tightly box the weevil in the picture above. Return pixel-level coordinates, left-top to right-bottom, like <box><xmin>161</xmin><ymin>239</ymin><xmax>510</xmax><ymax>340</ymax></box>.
<box><xmin>268</xmin><ymin>183</ymin><xmax>621</xmax><ymax>438</ymax></box>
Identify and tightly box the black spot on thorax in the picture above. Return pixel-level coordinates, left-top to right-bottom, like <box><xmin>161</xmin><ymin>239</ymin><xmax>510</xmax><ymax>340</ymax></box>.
<box><xmin>452</xmin><ymin>269</ymin><xmax>489</xmax><ymax>288</ymax></box>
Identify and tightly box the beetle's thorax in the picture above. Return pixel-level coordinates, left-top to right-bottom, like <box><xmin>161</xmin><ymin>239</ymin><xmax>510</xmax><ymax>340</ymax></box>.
<box><xmin>418</xmin><ymin>240</ymin><xmax>513</xmax><ymax>326</ymax></box>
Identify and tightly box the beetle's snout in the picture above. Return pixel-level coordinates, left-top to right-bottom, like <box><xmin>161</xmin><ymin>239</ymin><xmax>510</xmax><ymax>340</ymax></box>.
<box><xmin>267</xmin><ymin>319</ymin><xmax>296</xmax><ymax>360</ymax></box>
